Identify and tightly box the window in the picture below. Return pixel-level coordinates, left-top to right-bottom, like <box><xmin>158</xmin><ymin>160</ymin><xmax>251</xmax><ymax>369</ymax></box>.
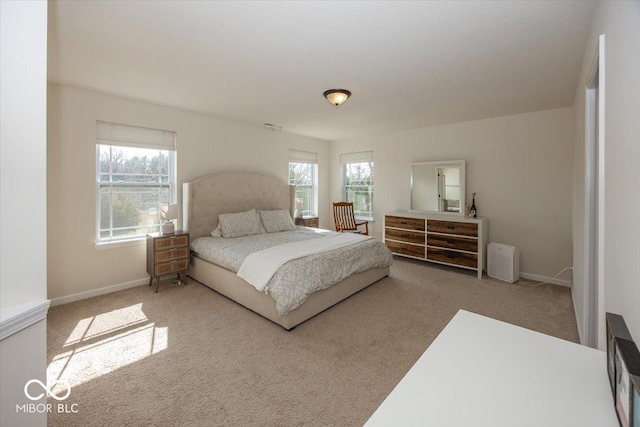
<box><xmin>96</xmin><ymin>121</ymin><xmax>176</xmax><ymax>243</ymax></box>
<box><xmin>341</xmin><ymin>151</ymin><xmax>374</xmax><ymax>220</ymax></box>
<box><xmin>288</xmin><ymin>150</ymin><xmax>317</xmax><ymax>217</ymax></box>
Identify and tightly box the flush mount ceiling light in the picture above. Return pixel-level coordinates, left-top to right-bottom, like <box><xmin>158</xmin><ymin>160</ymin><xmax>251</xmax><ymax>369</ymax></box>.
<box><xmin>323</xmin><ymin>89</ymin><xmax>351</xmax><ymax>108</ymax></box>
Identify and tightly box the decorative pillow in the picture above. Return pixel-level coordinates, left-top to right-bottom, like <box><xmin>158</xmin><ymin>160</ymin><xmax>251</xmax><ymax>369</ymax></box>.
<box><xmin>210</xmin><ymin>223</ymin><xmax>222</xmax><ymax>238</ymax></box>
<box><xmin>218</xmin><ymin>209</ymin><xmax>262</xmax><ymax>238</ymax></box>
<box><xmin>255</xmin><ymin>210</ymin><xmax>267</xmax><ymax>234</ymax></box>
<box><xmin>259</xmin><ymin>210</ymin><xmax>296</xmax><ymax>233</ymax></box>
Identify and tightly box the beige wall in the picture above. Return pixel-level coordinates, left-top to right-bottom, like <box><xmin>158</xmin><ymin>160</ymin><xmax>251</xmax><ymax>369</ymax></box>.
<box><xmin>330</xmin><ymin>107</ymin><xmax>574</xmax><ymax>280</ymax></box>
<box><xmin>47</xmin><ymin>84</ymin><xmax>330</xmax><ymax>302</ymax></box>
<box><xmin>572</xmin><ymin>0</ymin><xmax>640</xmax><ymax>344</ymax></box>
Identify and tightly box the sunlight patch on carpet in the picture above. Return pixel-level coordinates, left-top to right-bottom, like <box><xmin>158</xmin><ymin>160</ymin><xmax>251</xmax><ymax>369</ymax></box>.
<box><xmin>48</xmin><ymin>304</ymin><xmax>167</xmax><ymax>393</ymax></box>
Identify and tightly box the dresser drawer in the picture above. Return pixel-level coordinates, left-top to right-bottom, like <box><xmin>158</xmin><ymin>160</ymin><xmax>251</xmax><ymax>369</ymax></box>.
<box><xmin>386</xmin><ymin>216</ymin><xmax>425</xmax><ymax>231</ymax></box>
<box><xmin>385</xmin><ymin>240</ymin><xmax>425</xmax><ymax>258</ymax></box>
<box><xmin>385</xmin><ymin>227</ymin><xmax>425</xmax><ymax>245</ymax></box>
<box><xmin>427</xmin><ymin>248</ymin><xmax>478</xmax><ymax>268</ymax></box>
<box><xmin>154</xmin><ymin>235</ymin><xmax>189</xmax><ymax>250</ymax></box>
<box><xmin>155</xmin><ymin>258</ymin><xmax>189</xmax><ymax>276</ymax></box>
<box><xmin>155</xmin><ymin>247</ymin><xmax>189</xmax><ymax>263</ymax></box>
<box><xmin>427</xmin><ymin>234</ymin><xmax>478</xmax><ymax>252</ymax></box>
<box><xmin>427</xmin><ymin>220</ymin><xmax>478</xmax><ymax>237</ymax></box>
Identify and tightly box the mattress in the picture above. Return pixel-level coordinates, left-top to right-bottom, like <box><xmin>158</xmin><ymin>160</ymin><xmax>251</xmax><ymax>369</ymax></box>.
<box><xmin>191</xmin><ymin>228</ymin><xmax>393</xmax><ymax>315</ymax></box>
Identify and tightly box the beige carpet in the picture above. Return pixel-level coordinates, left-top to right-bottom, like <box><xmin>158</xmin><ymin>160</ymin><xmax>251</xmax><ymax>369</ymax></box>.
<box><xmin>47</xmin><ymin>258</ymin><xmax>578</xmax><ymax>426</ymax></box>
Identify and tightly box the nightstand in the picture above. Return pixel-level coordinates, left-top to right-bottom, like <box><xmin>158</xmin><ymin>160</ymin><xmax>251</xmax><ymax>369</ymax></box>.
<box><xmin>146</xmin><ymin>230</ymin><xmax>190</xmax><ymax>293</ymax></box>
<box><xmin>295</xmin><ymin>216</ymin><xmax>319</xmax><ymax>228</ymax></box>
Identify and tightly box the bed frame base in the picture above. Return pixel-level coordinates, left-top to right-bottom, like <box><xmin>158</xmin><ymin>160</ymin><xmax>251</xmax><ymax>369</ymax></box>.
<box><xmin>189</xmin><ymin>256</ymin><xmax>390</xmax><ymax>330</ymax></box>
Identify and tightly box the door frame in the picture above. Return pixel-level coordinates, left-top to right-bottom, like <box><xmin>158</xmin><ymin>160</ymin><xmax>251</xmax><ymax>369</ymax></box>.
<box><xmin>583</xmin><ymin>34</ymin><xmax>606</xmax><ymax>350</ymax></box>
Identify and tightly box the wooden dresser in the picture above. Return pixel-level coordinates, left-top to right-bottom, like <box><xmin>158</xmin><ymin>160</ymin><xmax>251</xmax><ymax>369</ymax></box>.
<box><xmin>384</xmin><ymin>211</ymin><xmax>488</xmax><ymax>278</ymax></box>
<box><xmin>146</xmin><ymin>231</ymin><xmax>190</xmax><ymax>292</ymax></box>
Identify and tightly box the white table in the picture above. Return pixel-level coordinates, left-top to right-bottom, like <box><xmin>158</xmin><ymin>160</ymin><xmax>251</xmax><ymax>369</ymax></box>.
<box><xmin>365</xmin><ymin>310</ymin><xmax>618</xmax><ymax>427</ymax></box>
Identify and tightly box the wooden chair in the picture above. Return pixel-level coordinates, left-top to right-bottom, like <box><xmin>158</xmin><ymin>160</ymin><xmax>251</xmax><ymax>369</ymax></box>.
<box><xmin>333</xmin><ymin>202</ymin><xmax>369</xmax><ymax>235</ymax></box>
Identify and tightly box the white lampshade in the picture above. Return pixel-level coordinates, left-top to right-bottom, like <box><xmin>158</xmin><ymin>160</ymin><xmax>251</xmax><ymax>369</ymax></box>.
<box><xmin>323</xmin><ymin>89</ymin><xmax>351</xmax><ymax>108</ymax></box>
<box><xmin>160</xmin><ymin>204</ymin><xmax>178</xmax><ymax>221</ymax></box>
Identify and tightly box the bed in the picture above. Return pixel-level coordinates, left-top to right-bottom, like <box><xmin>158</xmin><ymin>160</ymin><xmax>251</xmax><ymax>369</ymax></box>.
<box><xmin>182</xmin><ymin>172</ymin><xmax>392</xmax><ymax>330</ymax></box>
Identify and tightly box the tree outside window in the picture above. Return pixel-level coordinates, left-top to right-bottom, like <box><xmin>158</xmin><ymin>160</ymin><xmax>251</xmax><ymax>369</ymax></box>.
<box><xmin>98</xmin><ymin>145</ymin><xmax>174</xmax><ymax>242</ymax></box>
<box><xmin>289</xmin><ymin>162</ymin><xmax>316</xmax><ymax>216</ymax></box>
<box><xmin>344</xmin><ymin>162</ymin><xmax>373</xmax><ymax>219</ymax></box>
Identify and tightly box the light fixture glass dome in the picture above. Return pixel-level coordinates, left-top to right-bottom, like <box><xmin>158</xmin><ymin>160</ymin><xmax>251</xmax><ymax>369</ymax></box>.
<box><xmin>323</xmin><ymin>89</ymin><xmax>351</xmax><ymax>108</ymax></box>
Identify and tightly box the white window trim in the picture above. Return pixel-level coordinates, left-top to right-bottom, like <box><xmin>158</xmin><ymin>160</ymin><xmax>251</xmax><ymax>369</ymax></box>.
<box><xmin>342</xmin><ymin>160</ymin><xmax>374</xmax><ymax>221</ymax></box>
<box><xmin>95</xmin><ymin>121</ymin><xmax>177</xmax><ymax>246</ymax></box>
<box><xmin>94</xmin><ymin>237</ymin><xmax>146</xmax><ymax>250</ymax></box>
<box><xmin>288</xmin><ymin>160</ymin><xmax>318</xmax><ymax>217</ymax></box>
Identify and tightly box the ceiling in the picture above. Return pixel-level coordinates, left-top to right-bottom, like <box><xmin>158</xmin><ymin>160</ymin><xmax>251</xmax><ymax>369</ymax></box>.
<box><xmin>48</xmin><ymin>1</ymin><xmax>597</xmax><ymax>141</ymax></box>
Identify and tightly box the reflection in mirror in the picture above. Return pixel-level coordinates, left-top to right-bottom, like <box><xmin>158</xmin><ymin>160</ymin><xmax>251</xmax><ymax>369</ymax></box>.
<box><xmin>411</xmin><ymin>160</ymin><xmax>465</xmax><ymax>215</ymax></box>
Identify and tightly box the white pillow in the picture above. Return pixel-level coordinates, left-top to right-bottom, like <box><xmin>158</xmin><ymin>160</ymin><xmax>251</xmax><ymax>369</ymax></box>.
<box><xmin>259</xmin><ymin>210</ymin><xmax>296</xmax><ymax>233</ymax></box>
<box><xmin>211</xmin><ymin>223</ymin><xmax>222</xmax><ymax>238</ymax></box>
<box><xmin>218</xmin><ymin>209</ymin><xmax>262</xmax><ymax>238</ymax></box>
<box><xmin>212</xmin><ymin>211</ymin><xmax>265</xmax><ymax>237</ymax></box>
<box><xmin>256</xmin><ymin>211</ymin><xmax>267</xmax><ymax>234</ymax></box>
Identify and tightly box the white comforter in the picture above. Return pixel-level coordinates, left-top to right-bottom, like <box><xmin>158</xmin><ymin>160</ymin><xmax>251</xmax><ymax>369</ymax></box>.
<box><xmin>237</xmin><ymin>232</ymin><xmax>373</xmax><ymax>291</ymax></box>
<box><xmin>190</xmin><ymin>228</ymin><xmax>392</xmax><ymax>316</ymax></box>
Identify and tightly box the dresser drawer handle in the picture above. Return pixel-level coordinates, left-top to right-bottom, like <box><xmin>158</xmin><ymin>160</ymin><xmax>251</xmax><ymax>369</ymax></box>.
<box><xmin>447</xmin><ymin>254</ymin><xmax>456</xmax><ymax>259</ymax></box>
<box><xmin>447</xmin><ymin>225</ymin><xmax>455</xmax><ymax>230</ymax></box>
<box><xmin>401</xmin><ymin>221</ymin><xmax>408</xmax><ymax>224</ymax></box>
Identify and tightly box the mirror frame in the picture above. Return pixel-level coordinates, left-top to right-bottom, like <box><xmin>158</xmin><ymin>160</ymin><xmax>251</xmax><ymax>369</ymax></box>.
<box><xmin>410</xmin><ymin>160</ymin><xmax>466</xmax><ymax>216</ymax></box>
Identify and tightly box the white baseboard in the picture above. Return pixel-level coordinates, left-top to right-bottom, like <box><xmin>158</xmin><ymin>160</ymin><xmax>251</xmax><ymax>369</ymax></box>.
<box><xmin>50</xmin><ymin>278</ymin><xmax>149</xmax><ymax>307</ymax></box>
<box><xmin>519</xmin><ymin>272</ymin><xmax>572</xmax><ymax>288</ymax></box>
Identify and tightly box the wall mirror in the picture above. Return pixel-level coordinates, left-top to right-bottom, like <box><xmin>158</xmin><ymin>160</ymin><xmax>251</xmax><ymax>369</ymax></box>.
<box><xmin>410</xmin><ymin>160</ymin><xmax>465</xmax><ymax>215</ymax></box>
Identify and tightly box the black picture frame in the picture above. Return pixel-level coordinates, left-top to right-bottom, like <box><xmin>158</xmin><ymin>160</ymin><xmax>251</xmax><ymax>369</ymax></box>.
<box><xmin>607</xmin><ymin>312</ymin><xmax>634</xmax><ymax>398</ymax></box>
<box><xmin>631</xmin><ymin>374</ymin><xmax>640</xmax><ymax>427</ymax></box>
<box><xmin>614</xmin><ymin>338</ymin><xmax>640</xmax><ymax>427</ymax></box>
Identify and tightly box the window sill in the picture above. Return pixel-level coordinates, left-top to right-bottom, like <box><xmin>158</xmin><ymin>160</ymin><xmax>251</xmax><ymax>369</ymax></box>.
<box><xmin>356</xmin><ymin>217</ymin><xmax>373</xmax><ymax>222</ymax></box>
<box><xmin>95</xmin><ymin>237</ymin><xmax>146</xmax><ymax>250</ymax></box>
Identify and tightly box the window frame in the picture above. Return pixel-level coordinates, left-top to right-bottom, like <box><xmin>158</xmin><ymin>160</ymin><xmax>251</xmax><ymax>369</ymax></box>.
<box><xmin>288</xmin><ymin>161</ymin><xmax>317</xmax><ymax>217</ymax></box>
<box><xmin>95</xmin><ymin>144</ymin><xmax>176</xmax><ymax>245</ymax></box>
<box><xmin>343</xmin><ymin>161</ymin><xmax>374</xmax><ymax>221</ymax></box>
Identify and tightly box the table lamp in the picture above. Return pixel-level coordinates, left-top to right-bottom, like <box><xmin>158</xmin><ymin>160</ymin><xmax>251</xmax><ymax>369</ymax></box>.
<box><xmin>159</xmin><ymin>204</ymin><xmax>178</xmax><ymax>235</ymax></box>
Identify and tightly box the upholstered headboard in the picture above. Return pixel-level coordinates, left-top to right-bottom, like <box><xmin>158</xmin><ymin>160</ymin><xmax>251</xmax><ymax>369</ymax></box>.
<box><xmin>183</xmin><ymin>172</ymin><xmax>296</xmax><ymax>240</ymax></box>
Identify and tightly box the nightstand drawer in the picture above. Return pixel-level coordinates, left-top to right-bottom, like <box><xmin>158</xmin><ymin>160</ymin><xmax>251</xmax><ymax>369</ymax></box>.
<box><xmin>155</xmin><ymin>247</ymin><xmax>189</xmax><ymax>263</ymax></box>
<box><xmin>305</xmin><ymin>217</ymin><xmax>319</xmax><ymax>227</ymax></box>
<box><xmin>155</xmin><ymin>258</ymin><xmax>188</xmax><ymax>276</ymax></box>
<box><xmin>154</xmin><ymin>235</ymin><xmax>189</xmax><ymax>250</ymax></box>
<box><xmin>147</xmin><ymin>230</ymin><xmax>190</xmax><ymax>293</ymax></box>
<box><xmin>295</xmin><ymin>216</ymin><xmax>319</xmax><ymax>228</ymax></box>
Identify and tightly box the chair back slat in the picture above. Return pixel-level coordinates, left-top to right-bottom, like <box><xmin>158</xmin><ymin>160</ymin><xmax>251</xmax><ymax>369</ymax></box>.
<box><xmin>333</xmin><ymin>202</ymin><xmax>357</xmax><ymax>232</ymax></box>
